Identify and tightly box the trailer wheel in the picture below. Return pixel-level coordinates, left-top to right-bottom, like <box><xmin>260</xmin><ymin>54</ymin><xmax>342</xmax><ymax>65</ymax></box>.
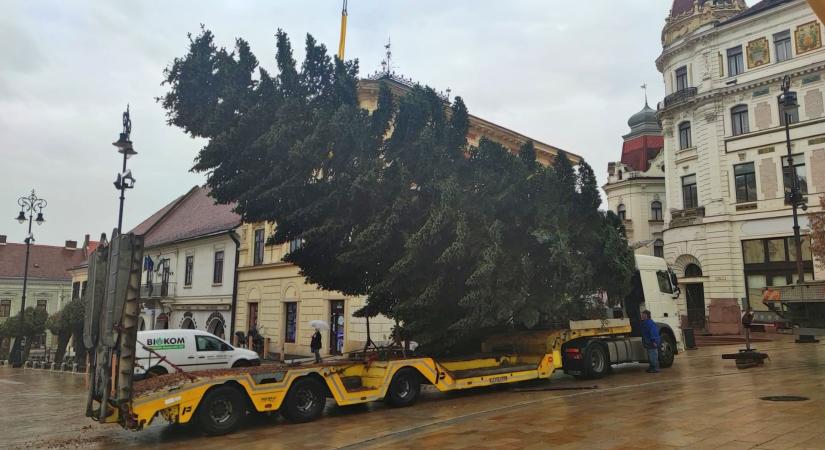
<box><xmin>385</xmin><ymin>368</ymin><xmax>421</xmax><ymax>407</ymax></box>
<box><xmin>659</xmin><ymin>335</ymin><xmax>676</xmax><ymax>368</ymax></box>
<box><xmin>196</xmin><ymin>385</ymin><xmax>246</xmax><ymax>436</ymax></box>
<box><xmin>281</xmin><ymin>377</ymin><xmax>326</xmax><ymax>423</ymax></box>
<box><xmin>145</xmin><ymin>366</ymin><xmax>167</xmax><ymax>378</ymax></box>
<box><xmin>582</xmin><ymin>343</ymin><xmax>608</xmax><ymax>379</ymax></box>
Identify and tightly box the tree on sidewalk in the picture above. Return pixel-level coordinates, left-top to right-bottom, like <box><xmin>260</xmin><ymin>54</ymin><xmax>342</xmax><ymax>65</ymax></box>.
<box><xmin>160</xmin><ymin>28</ymin><xmax>635</xmax><ymax>354</ymax></box>
<box><xmin>46</xmin><ymin>309</ymin><xmax>71</xmax><ymax>364</ymax></box>
<box><xmin>809</xmin><ymin>195</ymin><xmax>825</xmax><ymax>267</ymax></box>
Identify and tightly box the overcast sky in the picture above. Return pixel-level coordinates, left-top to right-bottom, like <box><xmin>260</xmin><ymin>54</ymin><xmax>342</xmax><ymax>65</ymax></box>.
<box><xmin>1</xmin><ymin>0</ymin><xmax>691</xmax><ymax>246</ymax></box>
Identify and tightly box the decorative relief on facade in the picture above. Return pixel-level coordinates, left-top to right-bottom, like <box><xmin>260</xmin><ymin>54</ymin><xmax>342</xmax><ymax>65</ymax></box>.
<box><xmin>803</xmin><ymin>88</ymin><xmax>824</xmax><ymax>119</ymax></box>
<box><xmin>746</xmin><ymin>37</ymin><xmax>770</xmax><ymax>68</ymax></box>
<box><xmin>754</xmin><ymin>101</ymin><xmax>772</xmax><ymax>130</ymax></box>
<box><xmin>811</xmin><ymin>149</ymin><xmax>825</xmax><ymax>193</ymax></box>
<box><xmin>759</xmin><ymin>158</ymin><xmax>778</xmax><ymax>200</ymax></box>
<box><xmin>704</xmin><ymin>112</ymin><xmax>717</xmax><ymax>123</ymax></box>
<box><xmin>795</xmin><ymin>21</ymin><xmax>822</xmax><ymax>54</ymax></box>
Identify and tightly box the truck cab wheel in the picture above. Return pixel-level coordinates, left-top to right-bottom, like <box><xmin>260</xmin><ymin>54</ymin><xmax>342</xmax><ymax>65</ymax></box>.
<box><xmin>385</xmin><ymin>368</ymin><xmax>421</xmax><ymax>407</ymax></box>
<box><xmin>582</xmin><ymin>344</ymin><xmax>608</xmax><ymax>379</ymax></box>
<box><xmin>281</xmin><ymin>377</ymin><xmax>326</xmax><ymax>423</ymax></box>
<box><xmin>196</xmin><ymin>386</ymin><xmax>246</xmax><ymax>436</ymax></box>
<box><xmin>659</xmin><ymin>335</ymin><xmax>676</xmax><ymax>368</ymax></box>
<box><xmin>146</xmin><ymin>366</ymin><xmax>167</xmax><ymax>378</ymax></box>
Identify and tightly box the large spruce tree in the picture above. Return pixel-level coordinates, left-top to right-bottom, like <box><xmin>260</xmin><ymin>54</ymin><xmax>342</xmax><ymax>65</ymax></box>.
<box><xmin>160</xmin><ymin>28</ymin><xmax>635</xmax><ymax>354</ymax></box>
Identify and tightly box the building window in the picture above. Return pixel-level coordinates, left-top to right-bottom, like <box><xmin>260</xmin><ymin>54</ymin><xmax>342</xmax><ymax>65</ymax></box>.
<box><xmin>782</xmin><ymin>154</ymin><xmax>808</xmax><ymax>198</ymax></box>
<box><xmin>617</xmin><ymin>204</ymin><xmax>626</xmax><ymax>221</ymax></box>
<box><xmin>253</xmin><ymin>228</ymin><xmax>265</xmax><ymax>266</ymax></box>
<box><xmin>682</xmin><ymin>174</ymin><xmax>698</xmax><ymax>209</ymax></box>
<box><xmin>678</xmin><ymin>121</ymin><xmax>692</xmax><ymax>149</ymax></box>
<box><xmin>288</xmin><ymin>238</ymin><xmax>303</xmax><ymax>254</ymax></box>
<box><xmin>742</xmin><ymin>236</ymin><xmax>814</xmax><ymax>310</ymax></box>
<box><xmin>0</xmin><ymin>300</ymin><xmax>10</xmax><ymax>318</ymax></box>
<box><xmin>284</xmin><ymin>302</ymin><xmax>297</xmax><ymax>343</ymax></box>
<box><xmin>727</xmin><ymin>46</ymin><xmax>744</xmax><ymax>76</ymax></box>
<box><xmin>184</xmin><ymin>255</ymin><xmax>194</xmax><ymax>286</ymax></box>
<box><xmin>654</xmin><ymin>239</ymin><xmax>664</xmax><ymax>258</ymax></box>
<box><xmin>651</xmin><ymin>201</ymin><xmax>663</xmax><ymax>221</ymax></box>
<box><xmin>778</xmin><ymin>95</ymin><xmax>799</xmax><ymax>126</ymax></box>
<box><xmin>734</xmin><ymin>163</ymin><xmax>757</xmax><ymax>203</ymax></box>
<box><xmin>213</xmin><ymin>250</ymin><xmax>224</xmax><ymax>285</ymax></box>
<box><xmin>675</xmin><ymin>66</ymin><xmax>688</xmax><ymax>91</ymax></box>
<box><xmin>731</xmin><ymin>105</ymin><xmax>749</xmax><ymax>136</ymax></box>
<box><xmin>36</xmin><ymin>299</ymin><xmax>47</xmax><ymax>311</ymax></box>
<box><xmin>71</xmin><ymin>282</ymin><xmax>81</xmax><ymax>300</ymax></box>
<box><xmin>774</xmin><ymin>30</ymin><xmax>792</xmax><ymax>62</ymax></box>
<box><xmin>684</xmin><ymin>264</ymin><xmax>703</xmax><ymax>277</ymax></box>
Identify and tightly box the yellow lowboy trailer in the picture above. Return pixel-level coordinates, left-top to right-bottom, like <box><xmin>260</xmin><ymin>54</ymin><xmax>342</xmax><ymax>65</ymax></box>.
<box><xmin>103</xmin><ymin>320</ymin><xmax>655</xmax><ymax>435</ymax></box>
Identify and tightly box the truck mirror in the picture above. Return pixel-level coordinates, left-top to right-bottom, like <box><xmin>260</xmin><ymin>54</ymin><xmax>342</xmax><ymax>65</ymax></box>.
<box><xmin>669</xmin><ymin>271</ymin><xmax>681</xmax><ymax>299</ymax></box>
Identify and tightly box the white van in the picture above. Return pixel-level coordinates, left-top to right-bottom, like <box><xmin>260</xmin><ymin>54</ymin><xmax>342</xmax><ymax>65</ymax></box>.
<box><xmin>135</xmin><ymin>329</ymin><xmax>260</xmax><ymax>379</ymax></box>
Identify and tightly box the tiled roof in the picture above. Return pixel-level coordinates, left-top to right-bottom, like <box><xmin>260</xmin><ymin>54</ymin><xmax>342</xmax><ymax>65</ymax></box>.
<box><xmin>721</xmin><ymin>0</ymin><xmax>795</xmax><ymax>24</ymax></box>
<box><xmin>135</xmin><ymin>186</ymin><xmax>241</xmax><ymax>248</ymax></box>
<box><xmin>0</xmin><ymin>242</ymin><xmax>89</xmax><ymax>281</ymax></box>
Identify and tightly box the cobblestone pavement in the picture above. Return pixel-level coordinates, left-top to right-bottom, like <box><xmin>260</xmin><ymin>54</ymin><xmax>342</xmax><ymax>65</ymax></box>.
<box><xmin>3</xmin><ymin>335</ymin><xmax>825</xmax><ymax>449</ymax></box>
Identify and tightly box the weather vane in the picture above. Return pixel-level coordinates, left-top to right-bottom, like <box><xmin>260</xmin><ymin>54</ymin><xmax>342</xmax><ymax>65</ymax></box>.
<box><xmin>380</xmin><ymin>37</ymin><xmax>395</xmax><ymax>74</ymax></box>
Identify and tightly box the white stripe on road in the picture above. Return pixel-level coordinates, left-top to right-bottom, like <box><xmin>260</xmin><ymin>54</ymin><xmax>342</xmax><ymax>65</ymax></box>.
<box><xmin>0</xmin><ymin>379</ymin><xmax>23</xmax><ymax>384</ymax></box>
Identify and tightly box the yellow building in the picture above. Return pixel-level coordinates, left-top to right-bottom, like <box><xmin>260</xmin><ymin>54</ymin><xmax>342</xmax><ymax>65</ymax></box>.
<box><xmin>234</xmin><ymin>74</ymin><xmax>581</xmax><ymax>358</ymax></box>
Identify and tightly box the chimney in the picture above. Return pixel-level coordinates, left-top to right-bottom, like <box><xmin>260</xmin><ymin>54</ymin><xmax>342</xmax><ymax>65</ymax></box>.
<box><xmin>0</xmin><ymin>235</ymin><xmax>6</xmax><ymax>245</ymax></box>
<box><xmin>65</xmin><ymin>240</ymin><xmax>78</xmax><ymax>249</ymax></box>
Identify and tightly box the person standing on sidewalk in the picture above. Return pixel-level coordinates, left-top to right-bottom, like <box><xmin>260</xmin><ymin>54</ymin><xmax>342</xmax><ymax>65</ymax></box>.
<box><xmin>640</xmin><ymin>310</ymin><xmax>660</xmax><ymax>373</ymax></box>
<box><xmin>310</xmin><ymin>327</ymin><xmax>323</xmax><ymax>363</ymax></box>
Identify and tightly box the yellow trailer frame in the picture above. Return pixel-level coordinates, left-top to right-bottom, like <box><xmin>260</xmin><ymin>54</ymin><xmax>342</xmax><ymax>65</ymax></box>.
<box><xmin>105</xmin><ymin>323</ymin><xmax>630</xmax><ymax>432</ymax></box>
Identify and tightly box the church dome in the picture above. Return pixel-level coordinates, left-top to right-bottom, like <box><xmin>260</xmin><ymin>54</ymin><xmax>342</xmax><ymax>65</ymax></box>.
<box><xmin>627</xmin><ymin>102</ymin><xmax>658</xmax><ymax>128</ymax></box>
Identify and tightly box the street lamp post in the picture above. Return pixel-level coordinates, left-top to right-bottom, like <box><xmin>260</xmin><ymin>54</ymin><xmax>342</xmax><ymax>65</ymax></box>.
<box><xmin>8</xmin><ymin>190</ymin><xmax>47</xmax><ymax>368</ymax></box>
<box><xmin>113</xmin><ymin>105</ymin><xmax>137</xmax><ymax>235</ymax></box>
<box><xmin>779</xmin><ymin>75</ymin><xmax>807</xmax><ymax>284</ymax></box>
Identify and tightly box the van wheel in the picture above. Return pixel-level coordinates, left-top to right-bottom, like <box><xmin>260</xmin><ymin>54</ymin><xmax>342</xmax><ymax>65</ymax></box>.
<box><xmin>232</xmin><ymin>360</ymin><xmax>249</xmax><ymax>368</ymax></box>
<box><xmin>582</xmin><ymin>343</ymin><xmax>608</xmax><ymax>379</ymax></box>
<box><xmin>146</xmin><ymin>366</ymin><xmax>167</xmax><ymax>378</ymax></box>
<box><xmin>281</xmin><ymin>377</ymin><xmax>326</xmax><ymax>423</ymax></box>
<box><xmin>385</xmin><ymin>368</ymin><xmax>421</xmax><ymax>407</ymax></box>
<box><xmin>659</xmin><ymin>335</ymin><xmax>676</xmax><ymax>368</ymax></box>
<box><xmin>196</xmin><ymin>386</ymin><xmax>246</xmax><ymax>436</ymax></box>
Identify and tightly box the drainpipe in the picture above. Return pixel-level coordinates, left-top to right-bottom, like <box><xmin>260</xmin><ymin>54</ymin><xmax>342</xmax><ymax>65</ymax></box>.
<box><xmin>229</xmin><ymin>231</ymin><xmax>241</xmax><ymax>339</ymax></box>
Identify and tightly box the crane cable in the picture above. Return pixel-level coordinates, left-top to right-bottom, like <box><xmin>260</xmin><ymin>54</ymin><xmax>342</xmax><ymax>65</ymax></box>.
<box><xmin>338</xmin><ymin>0</ymin><xmax>348</xmax><ymax>60</ymax></box>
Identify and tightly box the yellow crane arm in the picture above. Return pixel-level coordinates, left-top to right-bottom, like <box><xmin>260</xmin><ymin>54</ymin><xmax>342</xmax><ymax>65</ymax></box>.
<box><xmin>338</xmin><ymin>0</ymin><xmax>348</xmax><ymax>60</ymax></box>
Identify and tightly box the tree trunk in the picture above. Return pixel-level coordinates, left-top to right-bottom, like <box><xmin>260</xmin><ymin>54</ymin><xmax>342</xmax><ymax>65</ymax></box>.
<box><xmin>54</xmin><ymin>331</ymin><xmax>70</xmax><ymax>364</ymax></box>
<box><xmin>72</xmin><ymin>329</ymin><xmax>87</xmax><ymax>364</ymax></box>
<box><xmin>22</xmin><ymin>336</ymin><xmax>33</xmax><ymax>362</ymax></box>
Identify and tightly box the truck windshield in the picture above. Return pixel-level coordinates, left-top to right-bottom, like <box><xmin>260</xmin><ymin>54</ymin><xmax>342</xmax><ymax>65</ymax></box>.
<box><xmin>656</xmin><ymin>271</ymin><xmax>673</xmax><ymax>294</ymax></box>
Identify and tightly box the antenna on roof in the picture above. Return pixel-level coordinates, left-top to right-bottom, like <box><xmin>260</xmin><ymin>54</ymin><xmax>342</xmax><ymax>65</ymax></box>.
<box><xmin>380</xmin><ymin>37</ymin><xmax>395</xmax><ymax>74</ymax></box>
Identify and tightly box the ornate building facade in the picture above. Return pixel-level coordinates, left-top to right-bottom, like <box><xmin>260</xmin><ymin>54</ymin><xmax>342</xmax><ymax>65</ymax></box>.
<box><xmin>657</xmin><ymin>0</ymin><xmax>825</xmax><ymax>330</ymax></box>
<box><xmin>604</xmin><ymin>101</ymin><xmax>667</xmax><ymax>257</ymax></box>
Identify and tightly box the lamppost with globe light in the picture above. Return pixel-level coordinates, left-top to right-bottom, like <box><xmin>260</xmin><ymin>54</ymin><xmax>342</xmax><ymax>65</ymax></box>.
<box><xmin>8</xmin><ymin>190</ymin><xmax>47</xmax><ymax>367</ymax></box>
<box><xmin>778</xmin><ymin>75</ymin><xmax>807</xmax><ymax>284</ymax></box>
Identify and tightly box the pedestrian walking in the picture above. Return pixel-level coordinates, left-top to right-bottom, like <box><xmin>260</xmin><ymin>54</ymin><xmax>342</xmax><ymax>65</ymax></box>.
<box><xmin>311</xmin><ymin>327</ymin><xmax>323</xmax><ymax>363</ymax></box>
<box><xmin>640</xmin><ymin>310</ymin><xmax>660</xmax><ymax>373</ymax></box>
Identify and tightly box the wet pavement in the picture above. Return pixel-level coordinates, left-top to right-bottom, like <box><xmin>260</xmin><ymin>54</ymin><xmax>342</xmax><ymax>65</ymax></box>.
<box><xmin>3</xmin><ymin>335</ymin><xmax>825</xmax><ymax>449</ymax></box>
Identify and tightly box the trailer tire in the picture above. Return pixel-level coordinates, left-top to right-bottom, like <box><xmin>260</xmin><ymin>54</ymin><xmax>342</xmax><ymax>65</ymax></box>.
<box><xmin>582</xmin><ymin>343</ymin><xmax>609</xmax><ymax>379</ymax></box>
<box><xmin>281</xmin><ymin>377</ymin><xmax>326</xmax><ymax>423</ymax></box>
<box><xmin>385</xmin><ymin>368</ymin><xmax>421</xmax><ymax>407</ymax></box>
<box><xmin>146</xmin><ymin>365</ymin><xmax>167</xmax><ymax>378</ymax></box>
<box><xmin>196</xmin><ymin>385</ymin><xmax>246</xmax><ymax>436</ymax></box>
<box><xmin>659</xmin><ymin>335</ymin><xmax>676</xmax><ymax>369</ymax></box>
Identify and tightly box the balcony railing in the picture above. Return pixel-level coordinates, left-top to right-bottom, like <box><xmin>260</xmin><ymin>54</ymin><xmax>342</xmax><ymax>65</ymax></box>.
<box><xmin>662</xmin><ymin>87</ymin><xmax>698</xmax><ymax>109</ymax></box>
<box><xmin>670</xmin><ymin>206</ymin><xmax>705</xmax><ymax>228</ymax></box>
<box><xmin>140</xmin><ymin>282</ymin><xmax>175</xmax><ymax>299</ymax></box>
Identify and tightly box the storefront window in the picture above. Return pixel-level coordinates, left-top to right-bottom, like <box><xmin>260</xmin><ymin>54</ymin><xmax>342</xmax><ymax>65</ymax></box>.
<box><xmin>767</xmin><ymin>238</ymin><xmax>786</xmax><ymax>262</ymax></box>
<box><xmin>742</xmin><ymin>240</ymin><xmax>764</xmax><ymax>264</ymax></box>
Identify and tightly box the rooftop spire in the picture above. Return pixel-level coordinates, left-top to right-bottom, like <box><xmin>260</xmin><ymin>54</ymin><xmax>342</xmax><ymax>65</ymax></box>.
<box><xmin>641</xmin><ymin>83</ymin><xmax>648</xmax><ymax>106</ymax></box>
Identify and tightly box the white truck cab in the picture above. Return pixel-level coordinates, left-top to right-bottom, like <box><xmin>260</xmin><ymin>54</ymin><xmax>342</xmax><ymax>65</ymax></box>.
<box><xmin>135</xmin><ymin>329</ymin><xmax>260</xmax><ymax>379</ymax></box>
<box><xmin>633</xmin><ymin>255</ymin><xmax>684</xmax><ymax>351</ymax></box>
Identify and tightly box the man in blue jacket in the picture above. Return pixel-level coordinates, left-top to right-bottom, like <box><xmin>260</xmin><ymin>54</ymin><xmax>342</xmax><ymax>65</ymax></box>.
<box><xmin>640</xmin><ymin>310</ymin><xmax>660</xmax><ymax>373</ymax></box>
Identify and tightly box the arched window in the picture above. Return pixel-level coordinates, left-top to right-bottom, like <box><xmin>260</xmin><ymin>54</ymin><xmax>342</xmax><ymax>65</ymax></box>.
<box><xmin>617</xmin><ymin>204</ymin><xmax>626</xmax><ymax>221</ymax></box>
<box><xmin>731</xmin><ymin>105</ymin><xmax>750</xmax><ymax>136</ymax></box>
<box><xmin>651</xmin><ymin>201</ymin><xmax>663</xmax><ymax>221</ymax></box>
<box><xmin>678</xmin><ymin>122</ymin><xmax>692</xmax><ymax>149</ymax></box>
<box><xmin>684</xmin><ymin>263</ymin><xmax>703</xmax><ymax>277</ymax></box>
<box><xmin>654</xmin><ymin>239</ymin><xmax>664</xmax><ymax>258</ymax></box>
